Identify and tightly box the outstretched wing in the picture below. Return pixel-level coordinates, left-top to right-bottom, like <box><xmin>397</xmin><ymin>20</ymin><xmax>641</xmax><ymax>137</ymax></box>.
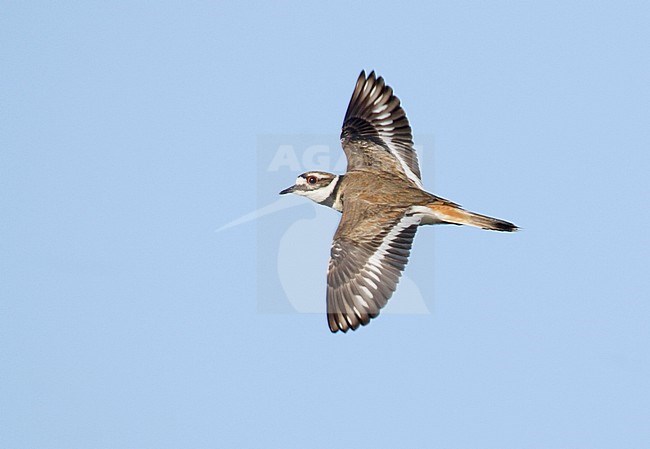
<box><xmin>326</xmin><ymin>203</ymin><xmax>421</xmax><ymax>333</ymax></box>
<box><xmin>340</xmin><ymin>70</ymin><xmax>423</xmax><ymax>188</ymax></box>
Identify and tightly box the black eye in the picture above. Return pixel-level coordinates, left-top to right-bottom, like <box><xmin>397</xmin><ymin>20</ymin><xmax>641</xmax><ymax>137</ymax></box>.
<box><xmin>307</xmin><ymin>176</ymin><xmax>317</xmax><ymax>185</ymax></box>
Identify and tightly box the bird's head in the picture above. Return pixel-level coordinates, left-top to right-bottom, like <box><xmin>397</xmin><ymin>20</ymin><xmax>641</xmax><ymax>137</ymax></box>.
<box><xmin>279</xmin><ymin>171</ymin><xmax>341</xmax><ymax>208</ymax></box>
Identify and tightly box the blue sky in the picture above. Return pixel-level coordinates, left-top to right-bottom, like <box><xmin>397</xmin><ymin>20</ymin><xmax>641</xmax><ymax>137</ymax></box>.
<box><xmin>2</xmin><ymin>1</ymin><xmax>649</xmax><ymax>448</ymax></box>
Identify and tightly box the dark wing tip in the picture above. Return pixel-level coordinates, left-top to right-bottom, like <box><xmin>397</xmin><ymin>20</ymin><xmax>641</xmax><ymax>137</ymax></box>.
<box><xmin>328</xmin><ymin>308</ymin><xmax>373</xmax><ymax>333</ymax></box>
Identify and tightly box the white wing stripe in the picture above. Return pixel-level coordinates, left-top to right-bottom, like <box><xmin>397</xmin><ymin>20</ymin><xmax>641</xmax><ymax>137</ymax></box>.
<box><xmin>395</xmin><ymin>158</ymin><xmax>423</xmax><ymax>188</ymax></box>
<box><xmin>354</xmin><ymin>294</ymin><xmax>369</xmax><ymax>309</ymax></box>
<box><xmin>370</xmin><ymin>214</ymin><xmax>421</xmax><ymax>268</ymax></box>
<box><xmin>365</xmin><ymin>269</ymin><xmax>381</xmax><ymax>283</ymax></box>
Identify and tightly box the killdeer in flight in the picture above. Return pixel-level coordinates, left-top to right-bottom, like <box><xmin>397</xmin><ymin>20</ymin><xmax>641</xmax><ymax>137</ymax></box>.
<box><xmin>280</xmin><ymin>71</ymin><xmax>517</xmax><ymax>333</ymax></box>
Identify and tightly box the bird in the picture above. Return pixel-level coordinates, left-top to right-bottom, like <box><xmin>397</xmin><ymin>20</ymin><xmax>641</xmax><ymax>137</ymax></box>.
<box><xmin>280</xmin><ymin>70</ymin><xmax>517</xmax><ymax>333</ymax></box>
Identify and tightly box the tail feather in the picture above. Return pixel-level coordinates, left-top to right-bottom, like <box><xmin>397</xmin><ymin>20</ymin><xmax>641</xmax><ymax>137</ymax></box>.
<box><xmin>427</xmin><ymin>204</ymin><xmax>518</xmax><ymax>232</ymax></box>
